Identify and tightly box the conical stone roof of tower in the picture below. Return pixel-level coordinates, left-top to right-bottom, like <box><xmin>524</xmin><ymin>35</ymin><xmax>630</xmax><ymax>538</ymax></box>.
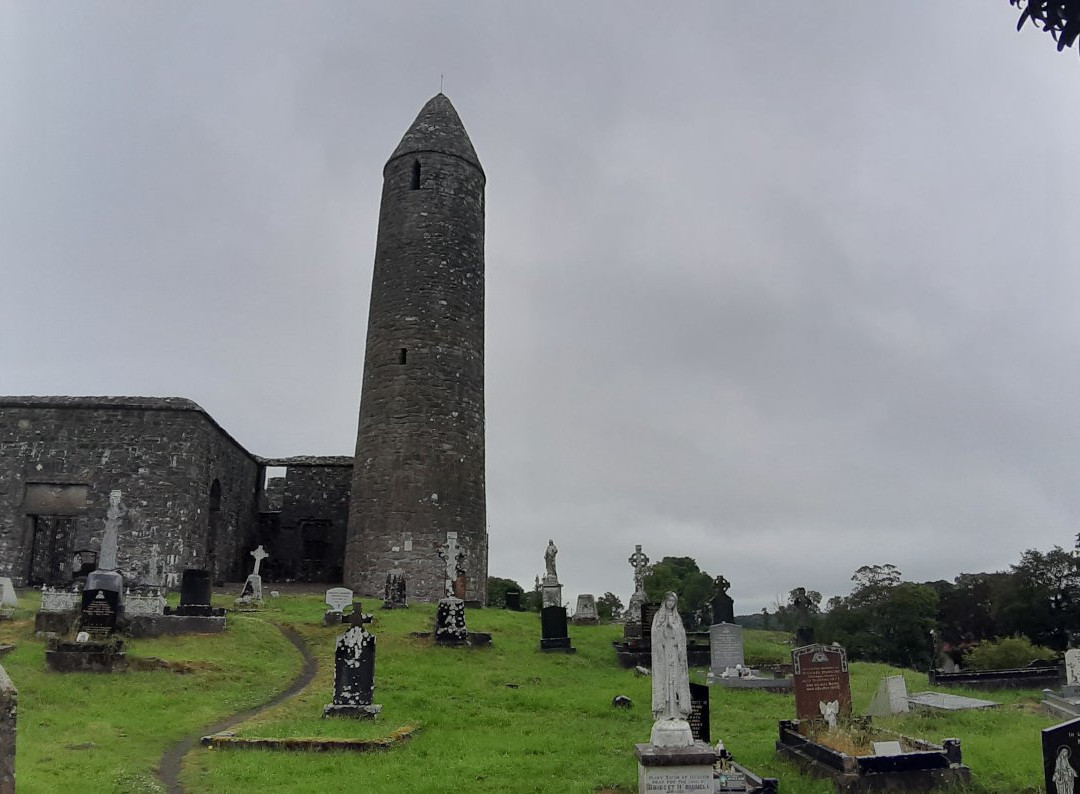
<box><xmin>387</xmin><ymin>93</ymin><xmax>483</xmax><ymax>174</ymax></box>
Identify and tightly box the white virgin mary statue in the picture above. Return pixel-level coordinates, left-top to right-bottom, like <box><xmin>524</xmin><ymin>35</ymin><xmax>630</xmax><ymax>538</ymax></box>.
<box><xmin>650</xmin><ymin>591</ymin><xmax>694</xmax><ymax>747</ymax></box>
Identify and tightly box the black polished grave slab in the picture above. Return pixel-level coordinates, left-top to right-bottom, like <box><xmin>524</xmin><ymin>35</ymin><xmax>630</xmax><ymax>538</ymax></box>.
<box><xmin>689</xmin><ymin>681</ymin><xmax>710</xmax><ymax>744</ymax></box>
<box><xmin>165</xmin><ymin>569</ymin><xmax>225</xmax><ymax>617</ymax></box>
<box><xmin>504</xmin><ymin>590</ymin><xmax>521</xmax><ymax>611</ymax></box>
<box><xmin>1043</xmin><ymin>715</ymin><xmax>1080</xmax><ymax>794</ymax></box>
<box><xmin>80</xmin><ymin>588</ymin><xmax>120</xmax><ymax>638</ymax></box>
<box><xmin>540</xmin><ymin>605</ymin><xmax>575</xmax><ymax>653</ymax></box>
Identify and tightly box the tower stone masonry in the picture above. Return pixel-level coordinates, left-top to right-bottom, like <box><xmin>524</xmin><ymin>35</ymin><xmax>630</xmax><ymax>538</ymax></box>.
<box><xmin>344</xmin><ymin>94</ymin><xmax>488</xmax><ymax>603</ymax></box>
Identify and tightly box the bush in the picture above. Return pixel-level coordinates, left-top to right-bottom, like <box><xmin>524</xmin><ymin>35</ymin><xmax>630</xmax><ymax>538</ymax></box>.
<box><xmin>963</xmin><ymin>635</ymin><xmax>1057</xmax><ymax>670</ymax></box>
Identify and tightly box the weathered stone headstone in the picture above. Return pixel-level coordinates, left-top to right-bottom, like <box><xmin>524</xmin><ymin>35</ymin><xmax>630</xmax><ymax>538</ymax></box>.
<box><xmin>0</xmin><ymin>580</ymin><xmax>15</xmax><ymax>610</ymax></box>
<box><xmin>873</xmin><ymin>741</ymin><xmax>904</xmax><ymax>757</ymax></box>
<box><xmin>0</xmin><ymin>664</ymin><xmax>15</xmax><ymax>793</ymax></box>
<box><xmin>236</xmin><ymin>546</ymin><xmax>267</xmax><ymax>605</ymax></box>
<box><xmin>504</xmin><ymin>590</ymin><xmax>521</xmax><ymax>611</ymax></box>
<box><xmin>792</xmin><ymin>644</ymin><xmax>852</xmax><ymax>724</ymax></box>
<box><xmin>437</xmin><ymin>533</ymin><xmax>466</xmax><ymax>599</ymax></box>
<box><xmin>434</xmin><ymin>597</ymin><xmax>468</xmax><ymax>646</ymax></box>
<box><xmin>1043</xmin><ymin>715</ymin><xmax>1080</xmax><ymax>794</ymax></box>
<box><xmin>625</xmin><ymin>544</ymin><xmax>649</xmax><ymax>631</ymax></box>
<box><xmin>325</xmin><ymin>587</ymin><xmax>353</xmax><ymax>614</ymax></box>
<box><xmin>688</xmin><ymin>681</ymin><xmax>710</xmax><ymax>744</ymax></box>
<box><xmin>383</xmin><ymin>569</ymin><xmax>407</xmax><ymax>609</ymax></box>
<box><xmin>572</xmin><ymin>594</ymin><xmax>599</xmax><ymax>625</ymax></box>
<box><xmin>709</xmin><ymin>623</ymin><xmax>745</xmax><ymax>675</ymax></box>
<box><xmin>324</xmin><ymin>609</ymin><xmax>381</xmax><ymax>719</ymax></box>
<box><xmin>540</xmin><ymin>605</ymin><xmax>575</xmax><ymax>653</ymax></box>
<box><xmin>1066</xmin><ymin>649</ymin><xmax>1080</xmax><ymax>686</ymax></box>
<box><xmin>867</xmin><ymin>675</ymin><xmax>910</xmax><ymax>717</ymax></box>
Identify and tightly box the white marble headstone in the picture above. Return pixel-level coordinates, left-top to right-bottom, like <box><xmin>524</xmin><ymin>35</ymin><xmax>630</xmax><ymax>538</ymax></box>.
<box><xmin>866</xmin><ymin>675</ymin><xmax>910</xmax><ymax>717</ymax></box>
<box><xmin>325</xmin><ymin>587</ymin><xmax>354</xmax><ymax>613</ymax></box>
<box><xmin>0</xmin><ymin>579</ymin><xmax>16</xmax><ymax>608</ymax></box>
<box><xmin>1066</xmin><ymin>648</ymin><xmax>1080</xmax><ymax>685</ymax></box>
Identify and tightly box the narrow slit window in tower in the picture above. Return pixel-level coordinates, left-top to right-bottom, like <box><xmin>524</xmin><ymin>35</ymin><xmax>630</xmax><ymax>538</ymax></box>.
<box><xmin>411</xmin><ymin>160</ymin><xmax>421</xmax><ymax>190</ymax></box>
<box><xmin>398</xmin><ymin>348</ymin><xmax>407</xmax><ymax>365</ymax></box>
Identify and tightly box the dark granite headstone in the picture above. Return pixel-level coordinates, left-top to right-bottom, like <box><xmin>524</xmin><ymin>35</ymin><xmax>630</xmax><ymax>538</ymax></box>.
<box><xmin>166</xmin><ymin>568</ymin><xmax>225</xmax><ymax>617</ymax></box>
<box><xmin>1044</xmin><ymin>716</ymin><xmax>1080</xmax><ymax>794</ymax></box>
<box><xmin>504</xmin><ymin>590</ymin><xmax>521</xmax><ymax>611</ymax></box>
<box><xmin>711</xmin><ymin>592</ymin><xmax>735</xmax><ymax>626</ymax></box>
<box><xmin>324</xmin><ymin>610</ymin><xmax>380</xmax><ymax>718</ymax></box>
<box><xmin>795</xmin><ymin>626</ymin><xmax>815</xmax><ymax>647</ymax></box>
<box><xmin>639</xmin><ymin>603</ymin><xmax>660</xmax><ymax>641</ymax></box>
<box><xmin>434</xmin><ymin>597</ymin><xmax>468</xmax><ymax>646</ymax></box>
<box><xmin>540</xmin><ymin>605</ymin><xmax>575</xmax><ymax>652</ymax></box>
<box><xmin>80</xmin><ymin>587</ymin><xmax>119</xmax><ymax>638</ymax></box>
<box><xmin>689</xmin><ymin>681</ymin><xmax>711</xmax><ymax>744</ymax></box>
<box><xmin>180</xmin><ymin>568</ymin><xmax>212</xmax><ymax>606</ymax></box>
<box><xmin>793</xmin><ymin>644</ymin><xmax>852</xmax><ymax>724</ymax></box>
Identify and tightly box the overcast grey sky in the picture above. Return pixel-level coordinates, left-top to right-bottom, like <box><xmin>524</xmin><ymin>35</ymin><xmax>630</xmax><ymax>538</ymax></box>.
<box><xmin>2</xmin><ymin>3</ymin><xmax>1078</xmax><ymax>613</ymax></box>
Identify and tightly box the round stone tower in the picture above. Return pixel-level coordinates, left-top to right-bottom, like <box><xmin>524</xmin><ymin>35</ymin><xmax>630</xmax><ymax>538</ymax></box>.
<box><xmin>344</xmin><ymin>94</ymin><xmax>488</xmax><ymax>603</ymax></box>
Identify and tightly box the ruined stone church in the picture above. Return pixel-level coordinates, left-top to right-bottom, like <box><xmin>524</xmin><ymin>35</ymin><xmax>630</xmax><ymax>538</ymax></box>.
<box><xmin>0</xmin><ymin>94</ymin><xmax>489</xmax><ymax>603</ymax></box>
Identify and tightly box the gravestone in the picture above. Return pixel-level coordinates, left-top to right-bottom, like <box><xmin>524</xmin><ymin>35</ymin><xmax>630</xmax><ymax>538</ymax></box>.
<box><xmin>792</xmin><ymin>644</ymin><xmax>852</xmax><ymax>724</ymax></box>
<box><xmin>625</xmin><ymin>544</ymin><xmax>649</xmax><ymax>631</ymax></box>
<box><xmin>325</xmin><ymin>587</ymin><xmax>353</xmax><ymax>613</ymax></box>
<box><xmin>0</xmin><ymin>580</ymin><xmax>16</xmax><ymax>610</ymax></box>
<box><xmin>688</xmin><ymin>681</ymin><xmax>710</xmax><ymax>744</ymax></box>
<box><xmin>504</xmin><ymin>590</ymin><xmax>521</xmax><ymax>611</ymax></box>
<box><xmin>236</xmin><ymin>546</ymin><xmax>267</xmax><ymax>605</ymax></box>
<box><xmin>573</xmin><ymin>594</ymin><xmax>599</xmax><ymax>625</ymax></box>
<box><xmin>710</xmin><ymin>577</ymin><xmax>734</xmax><ymax>625</ymax></box>
<box><xmin>1066</xmin><ymin>649</ymin><xmax>1080</xmax><ymax>686</ymax></box>
<box><xmin>639</xmin><ymin>602</ymin><xmax>661</xmax><ymax>641</ymax></box>
<box><xmin>167</xmin><ymin>569</ymin><xmax>224</xmax><ymax>617</ymax></box>
<box><xmin>540</xmin><ymin>606</ymin><xmax>575</xmax><ymax>653</ymax></box>
<box><xmin>709</xmin><ymin>623</ymin><xmax>745</xmax><ymax>675</ymax></box>
<box><xmin>1043</xmin><ymin>715</ymin><xmax>1080</xmax><ymax>794</ymax></box>
<box><xmin>79</xmin><ymin>589</ymin><xmax>120</xmax><ymax>640</ymax></box>
<box><xmin>324</xmin><ymin>609</ymin><xmax>381</xmax><ymax>719</ymax></box>
<box><xmin>434</xmin><ymin>597</ymin><xmax>468</xmax><ymax>646</ymax></box>
<box><xmin>383</xmin><ymin>569</ymin><xmax>407</xmax><ymax>609</ymax></box>
<box><xmin>867</xmin><ymin>675</ymin><xmax>910</xmax><ymax>717</ymax></box>
<box><xmin>324</xmin><ymin>587</ymin><xmax>353</xmax><ymax>625</ymax></box>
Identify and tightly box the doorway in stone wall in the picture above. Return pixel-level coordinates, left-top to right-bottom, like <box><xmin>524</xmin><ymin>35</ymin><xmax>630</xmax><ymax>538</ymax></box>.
<box><xmin>27</xmin><ymin>515</ymin><xmax>76</xmax><ymax>586</ymax></box>
<box><xmin>207</xmin><ymin>479</ymin><xmax>222</xmax><ymax>585</ymax></box>
<box><xmin>299</xmin><ymin>519</ymin><xmax>332</xmax><ymax>581</ymax></box>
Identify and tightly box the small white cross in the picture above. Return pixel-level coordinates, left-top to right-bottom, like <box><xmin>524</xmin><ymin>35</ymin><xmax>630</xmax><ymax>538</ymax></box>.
<box><xmin>250</xmin><ymin>545</ymin><xmax>269</xmax><ymax>576</ymax></box>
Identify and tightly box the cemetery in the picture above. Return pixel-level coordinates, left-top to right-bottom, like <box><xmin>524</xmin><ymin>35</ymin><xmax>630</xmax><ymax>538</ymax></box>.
<box><xmin>4</xmin><ymin>9</ymin><xmax>1080</xmax><ymax>792</ymax></box>
<box><xmin>0</xmin><ymin>577</ymin><xmax>1068</xmax><ymax>792</ymax></box>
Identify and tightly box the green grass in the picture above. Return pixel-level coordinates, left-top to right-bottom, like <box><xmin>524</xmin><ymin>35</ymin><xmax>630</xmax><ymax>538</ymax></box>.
<box><xmin>3</xmin><ymin>590</ymin><xmax>299</xmax><ymax>793</ymax></box>
<box><xmin>0</xmin><ymin>592</ymin><xmax>1064</xmax><ymax>792</ymax></box>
